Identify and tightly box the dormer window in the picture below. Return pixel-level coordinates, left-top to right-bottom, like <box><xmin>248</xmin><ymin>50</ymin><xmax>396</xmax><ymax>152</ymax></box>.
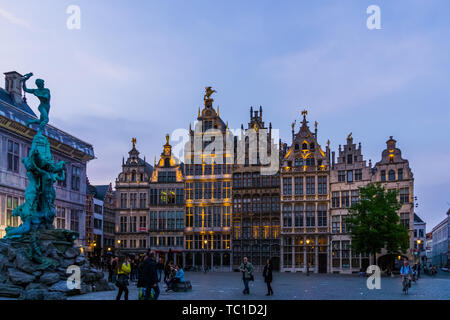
<box><xmin>302</xmin><ymin>143</ymin><xmax>308</xmax><ymax>150</ymax></box>
<box><xmin>310</xmin><ymin>143</ymin><xmax>315</xmax><ymax>150</ymax></box>
<box><xmin>131</xmin><ymin>171</ymin><xmax>136</xmax><ymax>182</ymax></box>
<box><xmin>295</xmin><ymin>144</ymin><xmax>299</xmax><ymax>150</ymax></box>
<box><xmin>347</xmin><ymin>154</ymin><xmax>353</xmax><ymax>164</ymax></box>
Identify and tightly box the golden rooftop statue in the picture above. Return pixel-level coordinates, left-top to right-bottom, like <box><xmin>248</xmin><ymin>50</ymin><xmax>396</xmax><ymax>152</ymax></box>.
<box><xmin>204</xmin><ymin>86</ymin><xmax>217</xmax><ymax>101</ymax></box>
<box><xmin>165</xmin><ymin>134</ymin><xmax>170</xmax><ymax>145</ymax></box>
<box><xmin>347</xmin><ymin>132</ymin><xmax>352</xmax><ymax>140</ymax></box>
<box><xmin>132</xmin><ymin>137</ymin><xmax>137</xmax><ymax>148</ymax></box>
<box><xmin>301</xmin><ymin>109</ymin><xmax>308</xmax><ymax>116</ymax></box>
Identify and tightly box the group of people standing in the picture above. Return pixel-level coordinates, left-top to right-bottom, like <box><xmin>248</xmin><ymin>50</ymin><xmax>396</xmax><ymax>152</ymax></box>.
<box><xmin>109</xmin><ymin>251</ymin><xmax>160</xmax><ymax>300</ymax></box>
<box><xmin>108</xmin><ymin>253</ymin><xmax>187</xmax><ymax>300</ymax></box>
<box><xmin>239</xmin><ymin>257</ymin><xmax>274</xmax><ymax>296</ymax></box>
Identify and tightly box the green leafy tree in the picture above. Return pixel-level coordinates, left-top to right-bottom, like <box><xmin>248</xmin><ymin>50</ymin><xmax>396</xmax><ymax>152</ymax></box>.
<box><xmin>346</xmin><ymin>183</ymin><xmax>410</xmax><ymax>265</ymax></box>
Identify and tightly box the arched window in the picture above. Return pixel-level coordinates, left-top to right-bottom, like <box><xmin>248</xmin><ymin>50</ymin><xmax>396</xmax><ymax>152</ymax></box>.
<box><xmin>310</xmin><ymin>142</ymin><xmax>315</xmax><ymax>150</ymax></box>
<box><xmin>302</xmin><ymin>143</ymin><xmax>308</xmax><ymax>150</ymax></box>
<box><xmin>131</xmin><ymin>171</ymin><xmax>136</xmax><ymax>182</ymax></box>
<box><xmin>295</xmin><ymin>144</ymin><xmax>299</xmax><ymax>150</ymax></box>
<box><xmin>388</xmin><ymin>170</ymin><xmax>395</xmax><ymax>181</ymax></box>
<box><xmin>164</xmin><ymin>158</ymin><xmax>170</xmax><ymax>167</ymax></box>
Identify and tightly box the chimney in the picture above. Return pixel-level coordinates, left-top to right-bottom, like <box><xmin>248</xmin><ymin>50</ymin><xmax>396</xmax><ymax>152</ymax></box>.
<box><xmin>4</xmin><ymin>71</ymin><xmax>23</xmax><ymax>105</ymax></box>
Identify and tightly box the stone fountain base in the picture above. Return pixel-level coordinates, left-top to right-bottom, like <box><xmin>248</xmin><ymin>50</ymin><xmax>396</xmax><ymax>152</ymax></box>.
<box><xmin>0</xmin><ymin>229</ymin><xmax>114</xmax><ymax>300</ymax></box>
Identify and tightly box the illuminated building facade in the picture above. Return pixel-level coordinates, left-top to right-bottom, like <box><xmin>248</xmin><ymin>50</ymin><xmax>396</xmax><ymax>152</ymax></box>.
<box><xmin>372</xmin><ymin>136</ymin><xmax>415</xmax><ymax>269</ymax></box>
<box><xmin>232</xmin><ymin>107</ymin><xmax>281</xmax><ymax>271</ymax></box>
<box><xmin>149</xmin><ymin>135</ymin><xmax>185</xmax><ymax>265</ymax></box>
<box><xmin>183</xmin><ymin>90</ymin><xmax>233</xmax><ymax>271</ymax></box>
<box><xmin>329</xmin><ymin>134</ymin><xmax>372</xmax><ymax>273</ymax></box>
<box><xmin>280</xmin><ymin>111</ymin><xmax>331</xmax><ymax>273</ymax></box>
<box><xmin>115</xmin><ymin>139</ymin><xmax>153</xmax><ymax>256</ymax></box>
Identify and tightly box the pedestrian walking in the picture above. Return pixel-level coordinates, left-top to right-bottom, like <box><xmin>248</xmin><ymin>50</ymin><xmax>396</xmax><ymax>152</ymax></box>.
<box><xmin>157</xmin><ymin>257</ymin><xmax>164</xmax><ymax>282</ymax></box>
<box><xmin>143</xmin><ymin>250</ymin><xmax>160</xmax><ymax>300</ymax></box>
<box><xmin>263</xmin><ymin>259</ymin><xmax>274</xmax><ymax>296</ymax></box>
<box><xmin>239</xmin><ymin>257</ymin><xmax>254</xmax><ymax>295</ymax></box>
<box><xmin>164</xmin><ymin>260</ymin><xmax>171</xmax><ymax>283</ymax></box>
<box><xmin>115</xmin><ymin>256</ymin><xmax>131</xmax><ymax>300</ymax></box>
<box><xmin>110</xmin><ymin>256</ymin><xmax>118</xmax><ymax>283</ymax></box>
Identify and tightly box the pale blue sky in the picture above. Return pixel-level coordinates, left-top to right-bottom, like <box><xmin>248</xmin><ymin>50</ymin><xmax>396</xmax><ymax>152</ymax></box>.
<box><xmin>0</xmin><ymin>0</ymin><xmax>449</xmax><ymax>229</ymax></box>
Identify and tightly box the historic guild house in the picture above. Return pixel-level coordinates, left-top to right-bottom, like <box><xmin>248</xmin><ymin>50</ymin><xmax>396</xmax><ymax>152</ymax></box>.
<box><xmin>112</xmin><ymin>88</ymin><xmax>416</xmax><ymax>274</ymax></box>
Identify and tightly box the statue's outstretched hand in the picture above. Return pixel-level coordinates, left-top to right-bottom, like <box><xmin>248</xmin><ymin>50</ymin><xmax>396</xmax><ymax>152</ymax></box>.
<box><xmin>22</xmin><ymin>72</ymin><xmax>33</xmax><ymax>81</ymax></box>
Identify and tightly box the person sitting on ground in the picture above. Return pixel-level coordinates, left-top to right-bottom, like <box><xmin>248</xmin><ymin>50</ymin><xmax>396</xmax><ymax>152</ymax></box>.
<box><xmin>166</xmin><ymin>264</ymin><xmax>185</xmax><ymax>292</ymax></box>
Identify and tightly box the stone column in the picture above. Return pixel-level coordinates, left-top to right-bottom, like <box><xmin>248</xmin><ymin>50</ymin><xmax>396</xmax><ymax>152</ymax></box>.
<box><xmin>211</xmin><ymin>252</ymin><xmax>214</xmax><ymax>271</ymax></box>
<box><xmin>174</xmin><ymin>253</ymin><xmax>177</xmax><ymax>265</ymax></box>
<box><xmin>220</xmin><ymin>252</ymin><xmax>223</xmax><ymax>271</ymax></box>
<box><xmin>182</xmin><ymin>252</ymin><xmax>186</xmax><ymax>268</ymax></box>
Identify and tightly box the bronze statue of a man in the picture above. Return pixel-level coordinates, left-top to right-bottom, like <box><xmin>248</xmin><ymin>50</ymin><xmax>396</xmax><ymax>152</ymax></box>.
<box><xmin>22</xmin><ymin>72</ymin><xmax>50</xmax><ymax>133</ymax></box>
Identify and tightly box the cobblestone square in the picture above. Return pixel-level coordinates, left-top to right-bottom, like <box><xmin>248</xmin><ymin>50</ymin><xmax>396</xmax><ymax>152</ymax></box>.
<box><xmin>68</xmin><ymin>271</ymin><xmax>450</xmax><ymax>300</ymax></box>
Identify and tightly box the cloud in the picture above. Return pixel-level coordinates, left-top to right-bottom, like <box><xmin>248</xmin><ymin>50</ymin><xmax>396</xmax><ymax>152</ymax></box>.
<box><xmin>73</xmin><ymin>50</ymin><xmax>138</xmax><ymax>82</ymax></box>
<box><xmin>0</xmin><ymin>7</ymin><xmax>31</xmax><ymax>29</ymax></box>
<box><xmin>262</xmin><ymin>33</ymin><xmax>439</xmax><ymax>116</ymax></box>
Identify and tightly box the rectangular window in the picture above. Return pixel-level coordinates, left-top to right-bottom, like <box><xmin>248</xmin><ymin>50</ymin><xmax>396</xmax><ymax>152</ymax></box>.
<box><xmin>139</xmin><ymin>216</ymin><xmax>147</xmax><ymax>231</ymax></box>
<box><xmin>306</xmin><ymin>176</ymin><xmax>315</xmax><ymax>195</ymax></box>
<box><xmin>294</xmin><ymin>177</ymin><xmax>304</xmax><ymax>195</ymax></box>
<box><xmin>318</xmin><ymin>176</ymin><xmax>327</xmax><ymax>195</ymax></box>
<box><xmin>7</xmin><ymin>140</ymin><xmax>20</xmax><ymax>173</ymax></box>
<box><xmin>306</xmin><ymin>205</ymin><xmax>315</xmax><ymax>227</ymax></box>
<box><xmin>71</xmin><ymin>166</ymin><xmax>81</xmax><ymax>191</ymax></box>
<box><xmin>282</xmin><ymin>205</ymin><xmax>292</xmax><ymax>227</ymax></box>
<box><xmin>130</xmin><ymin>193</ymin><xmax>137</xmax><ymax>209</ymax></box>
<box><xmin>399</xmin><ymin>188</ymin><xmax>410</xmax><ymax>204</ymax></box>
<box><xmin>283</xmin><ymin>177</ymin><xmax>292</xmax><ymax>195</ymax></box>
<box><xmin>224</xmin><ymin>182</ymin><xmax>231</xmax><ymax>199</ymax></box>
<box><xmin>150</xmin><ymin>189</ymin><xmax>158</xmax><ymax>205</ymax></box>
<box><xmin>351</xmin><ymin>190</ymin><xmax>359</xmax><ymax>206</ymax></box>
<box><xmin>6</xmin><ymin>196</ymin><xmax>20</xmax><ymax>227</ymax></box>
<box><xmin>338</xmin><ymin>170</ymin><xmax>345</xmax><ymax>182</ymax></box>
<box><xmin>223</xmin><ymin>206</ymin><xmax>231</xmax><ymax>227</ymax></box>
<box><xmin>332</xmin><ymin>192</ymin><xmax>340</xmax><ymax>208</ymax></box>
<box><xmin>317</xmin><ymin>204</ymin><xmax>327</xmax><ymax>227</ymax></box>
<box><xmin>149</xmin><ymin>211</ymin><xmax>157</xmax><ymax>230</ymax></box>
<box><xmin>341</xmin><ymin>191</ymin><xmax>350</xmax><ymax>208</ymax></box>
<box><xmin>70</xmin><ymin>210</ymin><xmax>80</xmax><ymax>232</ymax></box>
<box><xmin>347</xmin><ymin>170</ymin><xmax>353</xmax><ymax>183</ymax></box>
<box><xmin>346</xmin><ymin>154</ymin><xmax>352</xmax><ymax>164</ymax></box>
<box><xmin>355</xmin><ymin>169</ymin><xmax>362</xmax><ymax>181</ymax></box>
<box><xmin>294</xmin><ymin>204</ymin><xmax>304</xmax><ymax>227</ymax></box>
<box><xmin>398</xmin><ymin>168</ymin><xmax>403</xmax><ymax>181</ymax></box>
<box><xmin>130</xmin><ymin>216</ymin><xmax>137</xmax><ymax>232</ymax></box>
<box><xmin>332</xmin><ymin>216</ymin><xmax>340</xmax><ymax>233</ymax></box>
<box><xmin>139</xmin><ymin>193</ymin><xmax>147</xmax><ymax>208</ymax></box>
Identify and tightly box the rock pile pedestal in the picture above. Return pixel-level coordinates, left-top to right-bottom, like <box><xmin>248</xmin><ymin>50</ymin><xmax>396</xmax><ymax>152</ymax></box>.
<box><xmin>0</xmin><ymin>229</ymin><xmax>114</xmax><ymax>300</ymax></box>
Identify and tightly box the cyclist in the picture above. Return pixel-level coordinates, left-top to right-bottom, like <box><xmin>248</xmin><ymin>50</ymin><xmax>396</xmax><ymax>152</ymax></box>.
<box><xmin>400</xmin><ymin>258</ymin><xmax>412</xmax><ymax>293</ymax></box>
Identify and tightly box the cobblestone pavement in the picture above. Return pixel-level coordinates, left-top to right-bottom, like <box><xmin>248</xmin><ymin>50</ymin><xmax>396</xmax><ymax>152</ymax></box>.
<box><xmin>66</xmin><ymin>271</ymin><xmax>450</xmax><ymax>300</ymax></box>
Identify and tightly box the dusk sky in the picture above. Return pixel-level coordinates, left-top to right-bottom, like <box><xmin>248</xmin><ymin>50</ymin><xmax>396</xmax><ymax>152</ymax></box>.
<box><xmin>0</xmin><ymin>0</ymin><xmax>449</xmax><ymax>229</ymax></box>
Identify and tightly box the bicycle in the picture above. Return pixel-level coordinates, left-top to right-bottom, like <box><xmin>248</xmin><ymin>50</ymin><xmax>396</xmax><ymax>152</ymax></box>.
<box><xmin>402</xmin><ymin>275</ymin><xmax>411</xmax><ymax>294</ymax></box>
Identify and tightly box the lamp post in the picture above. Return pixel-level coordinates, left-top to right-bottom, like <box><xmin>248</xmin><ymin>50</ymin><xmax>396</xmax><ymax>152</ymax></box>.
<box><xmin>203</xmin><ymin>239</ymin><xmax>208</xmax><ymax>273</ymax></box>
<box><xmin>306</xmin><ymin>239</ymin><xmax>311</xmax><ymax>276</ymax></box>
